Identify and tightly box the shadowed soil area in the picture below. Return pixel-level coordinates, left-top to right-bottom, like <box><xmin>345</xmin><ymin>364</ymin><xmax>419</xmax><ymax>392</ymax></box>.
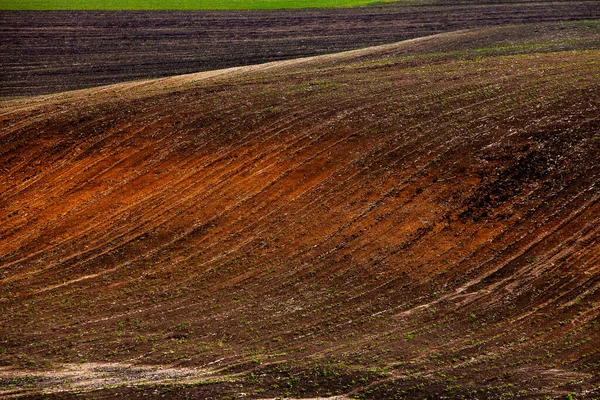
<box><xmin>2</xmin><ymin>0</ymin><xmax>600</xmax><ymax>97</ymax></box>
<box><xmin>1</xmin><ymin>22</ymin><xmax>600</xmax><ymax>399</ymax></box>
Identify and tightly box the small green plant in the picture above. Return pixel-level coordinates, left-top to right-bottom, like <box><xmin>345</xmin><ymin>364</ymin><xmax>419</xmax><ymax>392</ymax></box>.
<box><xmin>174</xmin><ymin>322</ymin><xmax>189</xmax><ymax>331</ymax></box>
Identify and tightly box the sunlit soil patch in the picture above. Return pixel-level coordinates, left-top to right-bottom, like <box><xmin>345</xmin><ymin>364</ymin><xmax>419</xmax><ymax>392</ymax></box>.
<box><xmin>0</xmin><ymin>363</ymin><xmax>218</xmax><ymax>397</ymax></box>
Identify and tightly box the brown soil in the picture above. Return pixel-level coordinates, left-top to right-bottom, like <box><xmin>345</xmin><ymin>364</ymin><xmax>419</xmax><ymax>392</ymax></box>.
<box><xmin>2</xmin><ymin>1</ymin><xmax>600</xmax><ymax>97</ymax></box>
<box><xmin>1</xmin><ymin>22</ymin><xmax>600</xmax><ymax>399</ymax></box>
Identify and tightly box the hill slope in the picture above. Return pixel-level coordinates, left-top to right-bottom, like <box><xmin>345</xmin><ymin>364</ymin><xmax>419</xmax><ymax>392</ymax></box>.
<box><xmin>2</xmin><ymin>1</ymin><xmax>600</xmax><ymax>97</ymax></box>
<box><xmin>1</xmin><ymin>23</ymin><xmax>600</xmax><ymax>399</ymax></box>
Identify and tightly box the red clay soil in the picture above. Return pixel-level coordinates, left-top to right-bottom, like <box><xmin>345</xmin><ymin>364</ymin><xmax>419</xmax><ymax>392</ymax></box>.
<box><xmin>1</xmin><ymin>23</ymin><xmax>600</xmax><ymax>399</ymax></box>
<box><xmin>2</xmin><ymin>0</ymin><xmax>600</xmax><ymax>97</ymax></box>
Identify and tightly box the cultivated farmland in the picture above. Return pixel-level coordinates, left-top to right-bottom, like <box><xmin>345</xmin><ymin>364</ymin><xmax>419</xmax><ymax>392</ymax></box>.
<box><xmin>1</xmin><ymin>0</ymin><xmax>389</xmax><ymax>10</ymax></box>
<box><xmin>2</xmin><ymin>1</ymin><xmax>600</xmax><ymax>97</ymax></box>
<box><xmin>1</xmin><ymin>20</ymin><xmax>599</xmax><ymax>398</ymax></box>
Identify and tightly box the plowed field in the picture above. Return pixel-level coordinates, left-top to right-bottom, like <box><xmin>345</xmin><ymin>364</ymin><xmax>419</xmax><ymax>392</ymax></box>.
<box><xmin>2</xmin><ymin>0</ymin><xmax>600</xmax><ymax>97</ymax></box>
<box><xmin>1</xmin><ymin>21</ymin><xmax>600</xmax><ymax>399</ymax></box>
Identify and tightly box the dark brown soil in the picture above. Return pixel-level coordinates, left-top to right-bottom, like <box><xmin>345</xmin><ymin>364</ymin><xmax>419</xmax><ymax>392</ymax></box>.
<box><xmin>2</xmin><ymin>1</ymin><xmax>600</xmax><ymax>97</ymax></box>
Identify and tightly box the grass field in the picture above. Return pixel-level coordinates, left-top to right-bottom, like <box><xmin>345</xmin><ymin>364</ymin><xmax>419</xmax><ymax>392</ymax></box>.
<box><xmin>0</xmin><ymin>0</ymin><xmax>403</xmax><ymax>10</ymax></box>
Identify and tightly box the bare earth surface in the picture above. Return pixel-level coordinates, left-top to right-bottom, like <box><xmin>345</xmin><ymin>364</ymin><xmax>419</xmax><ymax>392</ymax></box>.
<box><xmin>2</xmin><ymin>1</ymin><xmax>600</xmax><ymax>97</ymax></box>
<box><xmin>1</xmin><ymin>21</ymin><xmax>600</xmax><ymax>400</ymax></box>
